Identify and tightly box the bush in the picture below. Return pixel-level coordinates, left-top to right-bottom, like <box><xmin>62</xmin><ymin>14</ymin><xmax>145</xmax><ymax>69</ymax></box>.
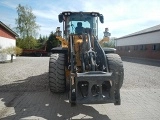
<box><xmin>0</xmin><ymin>46</ymin><xmax>22</xmax><ymax>56</ymax></box>
<box><xmin>14</xmin><ymin>47</ymin><xmax>23</xmax><ymax>55</ymax></box>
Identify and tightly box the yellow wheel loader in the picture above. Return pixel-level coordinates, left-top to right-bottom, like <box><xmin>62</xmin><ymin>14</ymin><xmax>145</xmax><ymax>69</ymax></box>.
<box><xmin>49</xmin><ymin>11</ymin><xmax>124</xmax><ymax>106</ymax></box>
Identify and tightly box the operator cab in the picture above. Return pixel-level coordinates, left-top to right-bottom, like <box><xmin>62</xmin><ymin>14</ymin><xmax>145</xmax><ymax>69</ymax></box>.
<box><xmin>58</xmin><ymin>11</ymin><xmax>104</xmax><ymax>39</ymax></box>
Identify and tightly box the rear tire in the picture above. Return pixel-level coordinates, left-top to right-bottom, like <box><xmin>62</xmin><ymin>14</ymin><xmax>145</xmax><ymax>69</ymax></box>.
<box><xmin>106</xmin><ymin>53</ymin><xmax>124</xmax><ymax>88</ymax></box>
<box><xmin>49</xmin><ymin>53</ymin><xmax>65</xmax><ymax>93</ymax></box>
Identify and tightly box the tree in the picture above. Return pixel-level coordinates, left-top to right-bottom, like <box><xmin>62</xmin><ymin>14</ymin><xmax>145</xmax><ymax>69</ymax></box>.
<box><xmin>38</xmin><ymin>35</ymin><xmax>48</xmax><ymax>44</ymax></box>
<box><xmin>15</xmin><ymin>4</ymin><xmax>40</xmax><ymax>49</ymax></box>
<box><xmin>16</xmin><ymin>37</ymin><xmax>38</xmax><ymax>49</ymax></box>
<box><xmin>36</xmin><ymin>35</ymin><xmax>48</xmax><ymax>49</ymax></box>
<box><xmin>46</xmin><ymin>32</ymin><xmax>60</xmax><ymax>52</ymax></box>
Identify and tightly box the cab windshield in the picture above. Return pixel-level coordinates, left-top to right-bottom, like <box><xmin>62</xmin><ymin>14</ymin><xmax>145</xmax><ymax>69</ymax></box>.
<box><xmin>65</xmin><ymin>13</ymin><xmax>98</xmax><ymax>36</ymax></box>
<box><xmin>69</xmin><ymin>21</ymin><xmax>90</xmax><ymax>34</ymax></box>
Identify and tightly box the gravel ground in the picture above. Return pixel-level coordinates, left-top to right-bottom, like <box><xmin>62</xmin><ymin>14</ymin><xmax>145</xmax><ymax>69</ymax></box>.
<box><xmin>0</xmin><ymin>57</ymin><xmax>49</xmax><ymax>92</ymax></box>
<box><xmin>122</xmin><ymin>57</ymin><xmax>160</xmax><ymax>89</ymax></box>
<box><xmin>0</xmin><ymin>56</ymin><xmax>160</xmax><ymax>120</ymax></box>
<box><xmin>0</xmin><ymin>56</ymin><xmax>160</xmax><ymax>91</ymax></box>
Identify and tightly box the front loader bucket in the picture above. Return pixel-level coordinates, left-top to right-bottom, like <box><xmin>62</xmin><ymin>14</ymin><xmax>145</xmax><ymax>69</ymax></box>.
<box><xmin>75</xmin><ymin>71</ymin><xmax>121</xmax><ymax>105</ymax></box>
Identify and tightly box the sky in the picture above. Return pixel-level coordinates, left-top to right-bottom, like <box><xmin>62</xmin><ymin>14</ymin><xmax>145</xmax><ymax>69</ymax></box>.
<box><xmin>0</xmin><ymin>0</ymin><xmax>160</xmax><ymax>39</ymax></box>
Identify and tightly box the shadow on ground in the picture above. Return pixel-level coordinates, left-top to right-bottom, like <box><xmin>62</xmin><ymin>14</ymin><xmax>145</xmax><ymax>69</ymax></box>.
<box><xmin>122</xmin><ymin>57</ymin><xmax>160</xmax><ymax>67</ymax></box>
<box><xmin>0</xmin><ymin>73</ymin><xmax>110</xmax><ymax>120</ymax></box>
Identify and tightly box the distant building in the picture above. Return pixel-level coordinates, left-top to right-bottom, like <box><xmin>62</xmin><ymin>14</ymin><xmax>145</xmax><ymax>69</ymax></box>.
<box><xmin>0</xmin><ymin>21</ymin><xmax>18</xmax><ymax>62</ymax></box>
<box><xmin>115</xmin><ymin>24</ymin><xmax>160</xmax><ymax>60</ymax></box>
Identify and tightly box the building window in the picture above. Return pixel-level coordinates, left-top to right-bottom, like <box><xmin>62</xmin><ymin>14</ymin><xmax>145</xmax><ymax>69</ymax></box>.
<box><xmin>125</xmin><ymin>46</ymin><xmax>127</xmax><ymax>50</ymax></box>
<box><xmin>134</xmin><ymin>45</ymin><xmax>138</xmax><ymax>50</ymax></box>
<box><xmin>152</xmin><ymin>44</ymin><xmax>160</xmax><ymax>50</ymax></box>
<box><xmin>125</xmin><ymin>46</ymin><xmax>129</xmax><ymax>51</ymax></box>
<box><xmin>143</xmin><ymin>45</ymin><xmax>146</xmax><ymax>50</ymax></box>
<box><xmin>152</xmin><ymin>44</ymin><xmax>156</xmax><ymax>50</ymax></box>
<box><xmin>139</xmin><ymin>45</ymin><xmax>146</xmax><ymax>50</ymax></box>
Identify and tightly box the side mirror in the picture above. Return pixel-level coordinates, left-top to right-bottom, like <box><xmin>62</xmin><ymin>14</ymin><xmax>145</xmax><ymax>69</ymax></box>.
<box><xmin>58</xmin><ymin>14</ymin><xmax>63</xmax><ymax>23</ymax></box>
<box><xmin>99</xmin><ymin>14</ymin><xmax>104</xmax><ymax>23</ymax></box>
<box><xmin>104</xmin><ymin>28</ymin><xmax>111</xmax><ymax>37</ymax></box>
<box><xmin>55</xmin><ymin>27</ymin><xmax>62</xmax><ymax>36</ymax></box>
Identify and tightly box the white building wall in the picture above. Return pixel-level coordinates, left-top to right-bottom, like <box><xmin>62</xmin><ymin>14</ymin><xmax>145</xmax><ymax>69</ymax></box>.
<box><xmin>116</xmin><ymin>31</ymin><xmax>160</xmax><ymax>46</ymax></box>
<box><xmin>0</xmin><ymin>36</ymin><xmax>16</xmax><ymax>62</ymax></box>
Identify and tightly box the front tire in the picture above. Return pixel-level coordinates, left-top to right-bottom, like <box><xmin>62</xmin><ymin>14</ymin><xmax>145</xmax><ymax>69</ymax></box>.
<box><xmin>49</xmin><ymin>53</ymin><xmax>66</xmax><ymax>93</ymax></box>
<box><xmin>106</xmin><ymin>53</ymin><xmax>124</xmax><ymax>89</ymax></box>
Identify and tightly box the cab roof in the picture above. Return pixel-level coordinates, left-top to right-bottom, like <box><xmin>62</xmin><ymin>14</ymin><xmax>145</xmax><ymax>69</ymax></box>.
<box><xmin>60</xmin><ymin>11</ymin><xmax>101</xmax><ymax>16</ymax></box>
